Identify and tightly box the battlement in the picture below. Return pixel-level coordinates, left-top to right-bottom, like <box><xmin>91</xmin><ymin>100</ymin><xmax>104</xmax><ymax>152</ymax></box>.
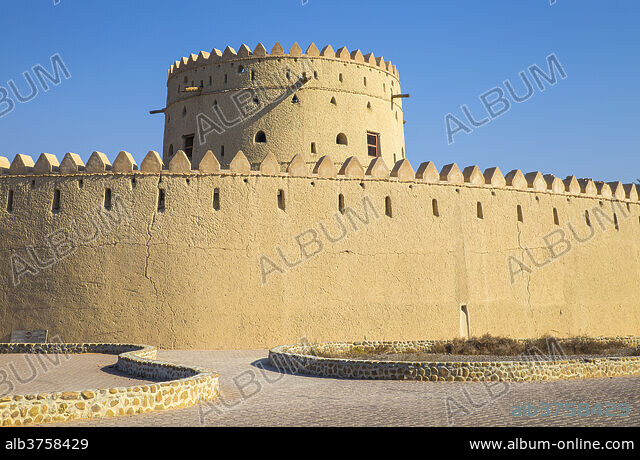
<box><xmin>167</xmin><ymin>42</ymin><xmax>400</xmax><ymax>80</ymax></box>
<box><xmin>0</xmin><ymin>151</ymin><xmax>637</xmax><ymax>204</ymax></box>
<box><xmin>2</xmin><ymin>148</ymin><xmax>639</xmax><ymax>349</ymax></box>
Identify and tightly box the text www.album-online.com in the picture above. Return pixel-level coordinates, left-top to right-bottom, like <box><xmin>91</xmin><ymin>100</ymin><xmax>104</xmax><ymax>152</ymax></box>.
<box><xmin>469</xmin><ymin>438</ymin><xmax>634</xmax><ymax>451</ymax></box>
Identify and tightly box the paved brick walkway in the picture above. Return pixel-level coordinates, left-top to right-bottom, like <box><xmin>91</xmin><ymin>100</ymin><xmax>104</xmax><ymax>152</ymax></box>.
<box><xmin>0</xmin><ymin>354</ymin><xmax>158</xmax><ymax>398</ymax></box>
<box><xmin>45</xmin><ymin>350</ymin><xmax>640</xmax><ymax>427</ymax></box>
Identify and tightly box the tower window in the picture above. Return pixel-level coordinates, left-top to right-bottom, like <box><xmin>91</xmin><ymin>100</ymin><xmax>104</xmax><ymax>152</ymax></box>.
<box><xmin>339</xmin><ymin>73</ymin><xmax>343</xmax><ymax>83</ymax></box>
<box><xmin>213</xmin><ymin>188</ymin><xmax>220</xmax><ymax>211</ymax></box>
<box><xmin>363</xmin><ymin>76</ymin><xmax>367</xmax><ymax>86</ymax></box>
<box><xmin>517</xmin><ymin>205</ymin><xmax>523</xmax><ymax>222</ymax></box>
<box><xmin>104</xmin><ymin>188</ymin><xmax>112</xmax><ymax>210</ymax></box>
<box><xmin>553</xmin><ymin>208</ymin><xmax>560</xmax><ymax>226</ymax></box>
<box><xmin>52</xmin><ymin>190</ymin><xmax>61</xmax><ymax>212</ymax></box>
<box><xmin>278</xmin><ymin>189</ymin><xmax>286</xmax><ymax>211</ymax></box>
<box><xmin>255</xmin><ymin>131</ymin><xmax>267</xmax><ymax>143</ymax></box>
<box><xmin>432</xmin><ymin>199</ymin><xmax>439</xmax><ymax>217</ymax></box>
<box><xmin>477</xmin><ymin>202</ymin><xmax>483</xmax><ymax>219</ymax></box>
<box><xmin>338</xmin><ymin>194</ymin><xmax>345</xmax><ymax>214</ymax></box>
<box><xmin>183</xmin><ymin>134</ymin><xmax>195</xmax><ymax>160</ymax></box>
<box><xmin>251</xmin><ymin>70</ymin><xmax>255</xmax><ymax>82</ymax></box>
<box><xmin>330</xmin><ymin>96</ymin><xmax>337</xmax><ymax>105</ymax></box>
<box><xmin>385</xmin><ymin>196</ymin><xmax>392</xmax><ymax>218</ymax></box>
<box><xmin>291</xmin><ymin>94</ymin><xmax>300</xmax><ymax>104</ymax></box>
<box><xmin>157</xmin><ymin>189</ymin><xmax>166</xmax><ymax>212</ymax></box>
<box><xmin>6</xmin><ymin>190</ymin><xmax>13</xmax><ymax>212</ymax></box>
<box><xmin>238</xmin><ymin>65</ymin><xmax>245</xmax><ymax>74</ymax></box>
<box><xmin>220</xmin><ymin>145</ymin><xmax>225</xmax><ymax>157</ymax></box>
<box><xmin>367</xmin><ymin>132</ymin><xmax>380</xmax><ymax>157</ymax></box>
<box><xmin>311</xmin><ymin>142</ymin><xmax>317</xmax><ymax>154</ymax></box>
<box><xmin>585</xmin><ymin>210</ymin><xmax>591</xmax><ymax>227</ymax></box>
<box><xmin>336</xmin><ymin>133</ymin><xmax>348</xmax><ymax>145</ymax></box>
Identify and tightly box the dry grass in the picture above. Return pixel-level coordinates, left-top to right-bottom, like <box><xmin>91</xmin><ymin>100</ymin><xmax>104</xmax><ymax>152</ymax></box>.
<box><xmin>313</xmin><ymin>335</ymin><xmax>638</xmax><ymax>360</ymax></box>
<box><xmin>430</xmin><ymin>334</ymin><xmax>631</xmax><ymax>357</ymax></box>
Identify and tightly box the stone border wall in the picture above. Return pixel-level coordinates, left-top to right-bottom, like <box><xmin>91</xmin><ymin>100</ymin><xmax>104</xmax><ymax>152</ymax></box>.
<box><xmin>269</xmin><ymin>338</ymin><xmax>640</xmax><ymax>382</ymax></box>
<box><xmin>0</xmin><ymin>343</ymin><xmax>219</xmax><ymax>426</ymax></box>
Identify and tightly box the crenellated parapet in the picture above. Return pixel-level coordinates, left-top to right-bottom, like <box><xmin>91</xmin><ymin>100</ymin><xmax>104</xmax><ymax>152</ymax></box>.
<box><xmin>161</xmin><ymin>40</ymin><xmax>407</xmax><ymax>176</ymax></box>
<box><xmin>1</xmin><ymin>149</ymin><xmax>639</xmax><ymax>349</ymax></box>
<box><xmin>1</xmin><ymin>151</ymin><xmax>638</xmax><ymax>203</ymax></box>
<box><xmin>168</xmin><ymin>42</ymin><xmax>400</xmax><ymax>80</ymax></box>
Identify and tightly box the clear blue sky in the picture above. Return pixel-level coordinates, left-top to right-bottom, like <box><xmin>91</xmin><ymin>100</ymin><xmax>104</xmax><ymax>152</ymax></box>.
<box><xmin>0</xmin><ymin>0</ymin><xmax>638</xmax><ymax>182</ymax></box>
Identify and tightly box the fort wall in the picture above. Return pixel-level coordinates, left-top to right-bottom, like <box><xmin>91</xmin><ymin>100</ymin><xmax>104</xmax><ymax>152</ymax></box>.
<box><xmin>0</xmin><ymin>151</ymin><xmax>638</xmax><ymax>349</ymax></box>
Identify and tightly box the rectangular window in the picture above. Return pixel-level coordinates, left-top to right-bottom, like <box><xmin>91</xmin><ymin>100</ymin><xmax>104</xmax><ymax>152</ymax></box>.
<box><xmin>7</xmin><ymin>190</ymin><xmax>14</xmax><ymax>212</ymax></box>
<box><xmin>158</xmin><ymin>189</ymin><xmax>166</xmax><ymax>212</ymax></box>
<box><xmin>213</xmin><ymin>188</ymin><xmax>220</xmax><ymax>211</ymax></box>
<box><xmin>183</xmin><ymin>134</ymin><xmax>195</xmax><ymax>160</ymax></box>
<box><xmin>367</xmin><ymin>132</ymin><xmax>380</xmax><ymax>157</ymax></box>
<box><xmin>104</xmin><ymin>188</ymin><xmax>112</xmax><ymax>210</ymax></box>
<box><xmin>52</xmin><ymin>189</ymin><xmax>61</xmax><ymax>212</ymax></box>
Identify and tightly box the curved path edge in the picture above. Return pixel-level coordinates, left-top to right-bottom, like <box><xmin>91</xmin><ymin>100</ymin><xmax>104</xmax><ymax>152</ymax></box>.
<box><xmin>0</xmin><ymin>343</ymin><xmax>219</xmax><ymax>426</ymax></box>
<box><xmin>269</xmin><ymin>338</ymin><xmax>640</xmax><ymax>382</ymax></box>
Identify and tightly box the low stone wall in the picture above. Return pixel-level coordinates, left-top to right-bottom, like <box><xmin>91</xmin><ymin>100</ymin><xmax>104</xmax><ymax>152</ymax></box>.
<box><xmin>0</xmin><ymin>343</ymin><xmax>219</xmax><ymax>426</ymax></box>
<box><xmin>269</xmin><ymin>338</ymin><xmax>640</xmax><ymax>382</ymax></box>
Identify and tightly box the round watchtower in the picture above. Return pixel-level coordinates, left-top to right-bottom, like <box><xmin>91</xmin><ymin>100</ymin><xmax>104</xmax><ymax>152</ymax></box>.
<box><xmin>161</xmin><ymin>42</ymin><xmax>406</xmax><ymax>170</ymax></box>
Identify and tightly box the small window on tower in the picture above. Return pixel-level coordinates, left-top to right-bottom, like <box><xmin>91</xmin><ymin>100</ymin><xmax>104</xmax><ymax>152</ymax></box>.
<box><xmin>255</xmin><ymin>131</ymin><xmax>267</xmax><ymax>143</ymax></box>
<box><xmin>183</xmin><ymin>134</ymin><xmax>195</xmax><ymax>160</ymax></box>
<box><xmin>367</xmin><ymin>132</ymin><xmax>380</xmax><ymax>157</ymax></box>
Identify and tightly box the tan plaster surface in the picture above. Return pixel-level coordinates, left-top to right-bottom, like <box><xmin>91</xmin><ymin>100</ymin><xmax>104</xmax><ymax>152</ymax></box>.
<box><xmin>1</xmin><ymin>169</ymin><xmax>639</xmax><ymax>349</ymax></box>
